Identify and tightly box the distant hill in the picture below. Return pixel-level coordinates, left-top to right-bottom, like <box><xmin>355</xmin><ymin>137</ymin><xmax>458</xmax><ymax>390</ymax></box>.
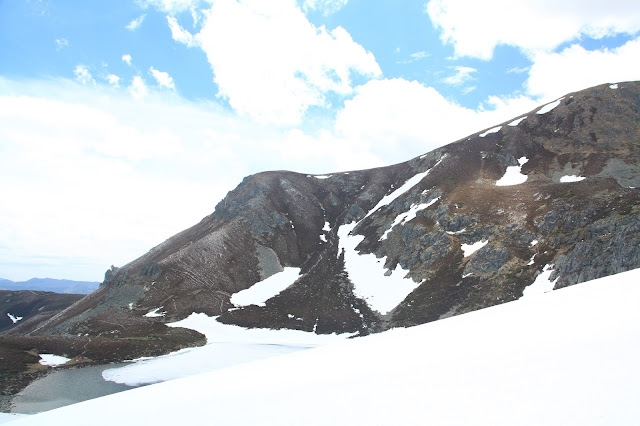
<box><xmin>0</xmin><ymin>278</ymin><xmax>99</xmax><ymax>294</ymax></box>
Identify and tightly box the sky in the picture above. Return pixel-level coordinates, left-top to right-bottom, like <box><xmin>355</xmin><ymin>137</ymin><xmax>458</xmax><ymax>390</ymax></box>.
<box><xmin>1</xmin><ymin>0</ymin><xmax>639</xmax><ymax>282</ymax></box>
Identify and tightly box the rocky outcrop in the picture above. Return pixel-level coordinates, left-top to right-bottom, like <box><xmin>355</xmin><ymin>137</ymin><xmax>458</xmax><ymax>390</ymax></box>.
<box><xmin>29</xmin><ymin>81</ymin><xmax>640</xmax><ymax>340</ymax></box>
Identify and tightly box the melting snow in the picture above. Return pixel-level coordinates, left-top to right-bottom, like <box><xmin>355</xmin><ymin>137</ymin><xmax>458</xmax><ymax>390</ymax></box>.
<box><xmin>320</xmin><ymin>235</ymin><xmax>327</xmax><ymax>243</ymax></box>
<box><xmin>379</xmin><ymin>197</ymin><xmax>440</xmax><ymax>241</ymax></box>
<box><xmin>231</xmin><ymin>268</ymin><xmax>301</xmax><ymax>307</ymax></box>
<box><xmin>364</xmin><ymin>155</ymin><xmax>445</xmax><ymax>220</ymax></box>
<box><xmin>560</xmin><ymin>175</ymin><xmax>586</xmax><ymax>183</ymax></box>
<box><xmin>508</xmin><ymin>116</ymin><xmax>527</xmax><ymax>126</ymax></box>
<box><xmin>461</xmin><ymin>240</ymin><xmax>488</xmax><ymax>257</ymax></box>
<box><xmin>530</xmin><ymin>239</ymin><xmax>538</xmax><ymax>246</ymax></box>
<box><xmin>322</xmin><ymin>221</ymin><xmax>331</xmax><ymax>232</ymax></box>
<box><xmin>102</xmin><ymin>313</ymin><xmax>351</xmax><ymax>386</ymax></box>
<box><xmin>496</xmin><ymin>157</ymin><xmax>528</xmax><ymax>186</ymax></box>
<box><xmin>521</xmin><ymin>264</ymin><xmax>558</xmax><ymax>298</ymax></box>
<box><xmin>527</xmin><ymin>254</ymin><xmax>536</xmax><ymax>266</ymax></box>
<box><xmin>536</xmin><ymin>97</ymin><xmax>564</xmax><ymax>115</ymax></box>
<box><xmin>18</xmin><ymin>268</ymin><xmax>640</xmax><ymax>426</ymax></box>
<box><xmin>144</xmin><ymin>307</ymin><xmax>166</xmax><ymax>318</ymax></box>
<box><xmin>313</xmin><ymin>175</ymin><xmax>331</xmax><ymax>179</ymax></box>
<box><xmin>7</xmin><ymin>313</ymin><xmax>23</xmax><ymax>323</ymax></box>
<box><xmin>479</xmin><ymin>126</ymin><xmax>502</xmax><ymax>137</ymax></box>
<box><xmin>39</xmin><ymin>354</ymin><xmax>71</xmax><ymax>367</ymax></box>
<box><xmin>338</xmin><ymin>223</ymin><xmax>421</xmax><ymax>314</ymax></box>
<box><xmin>446</xmin><ymin>228</ymin><xmax>466</xmax><ymax>235</ymax></box>
<box><xmin>610</xmin><ymin>83</ymin><xmax>618</xmax><ymax>89</ymax></box>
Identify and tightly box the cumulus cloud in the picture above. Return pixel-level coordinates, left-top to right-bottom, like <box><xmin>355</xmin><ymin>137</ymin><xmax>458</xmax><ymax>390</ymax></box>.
<box><xmin>106</xmin><ymin>74</ymin><xmax>121</xmax><ymax>87</ymax></box>
<box><xmin>526</xmin><ymin>36</ymin><xmax>640</xmax><ymax>101</ymax></box>
<box><xmin>302</xmin><ymin>0</ymin><xmax>348</xmax><ymax>16</ymax></box>
<box><xmin>122</xmin><ymin>54</ymin><xmax>133</xmax><ymax>65</ymax></box>
<box><xmin>443</xmin><ymin>66</ymin><xmax>477</xmax><ymax>85</ymax></box>
<box><xmin>149</xmin><ymin>67</ymin><xmax>176</xmax><ymax>89</ymax></box>
<box><xmin>126</xmin><ymin>14</ymin><xmax>146</xmax><ymax>30</ymax></box>
<box><xmin>167</xmin><ymin>15</ymin><xmax>197</xmax><ymax>46</ymax></box>
<box><xmin>129</xmin><ymin>76</ymin><xmax>148</xmax><ymax>99</ymax></box>
<box><xmin>426</xmin><ymin>0</ymin><xmax>640</xmax><ymax>59</ymax></box>
<box><xmin>195</xmin><ymin>0</ymin><xmax>381</xmax><ymax>125</ymax></box>
<box><xmin>74</xmin><ymin>64</ymin><xmax>96</xmax><ymax>85</ymax></box>
<box><xmin>334</xmin><ymin>78</ymin><xmax>539</xmax><ymax>161</ymax></box>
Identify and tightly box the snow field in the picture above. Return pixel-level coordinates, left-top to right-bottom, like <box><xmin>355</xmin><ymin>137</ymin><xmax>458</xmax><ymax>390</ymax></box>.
<box><xmin>12</xmin><ymin>268</ymin><xmax>640</xmax><ymax>426</ymax></box>
<box><xmin>38</xmin><ymin>354</ymin><xmax>70</xmax><ymax>367</ymax></box>
<box><xmin>496</xmin><ymin>156</ymin><xmax>528</xmax><ymax>186</ymax></box>
<box><xmin>338</xmin><ymin>223</ymin><xmax>421</xmax><ymax>314</ymax></box>
<box><xmin>479</xmin><ymin>125</ymin><xmax>501</xmax><ymax>137</ymax></box>
<box><xmin>559</xmin><ymin>175</ymin><xmax>586</xmax><ymax>183</ymax></box>
<box><xmin>461</xmin><ymin>240</ymin><xmax>488</xmax><ymax>257</ymax></box>
<box><xmin>536</xmin><ymin>97</ymin><xmax>564</xmax><ymax>115</ymax></box>
<box><xmin>230</xmin><ymin>267</ymin><xmax>301</xmax><ymax>307</ymax></box>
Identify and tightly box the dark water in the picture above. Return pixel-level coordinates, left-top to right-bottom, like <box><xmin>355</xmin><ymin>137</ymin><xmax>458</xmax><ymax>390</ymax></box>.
<box><xmin>11</xmin><ymin>363</ymin><xmax>138</xmax><ymax>414</ymax></box>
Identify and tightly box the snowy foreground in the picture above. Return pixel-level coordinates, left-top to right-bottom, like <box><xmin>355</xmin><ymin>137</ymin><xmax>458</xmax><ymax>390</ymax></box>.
<box><xmin>7</xmin><ymin>268</ymin><xmax>640</xmax><ymax>425</ymax></box>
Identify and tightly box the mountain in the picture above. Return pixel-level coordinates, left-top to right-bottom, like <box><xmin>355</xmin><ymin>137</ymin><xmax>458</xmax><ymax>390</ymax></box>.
<box><xmin>29</xmin><ymin>81</ymin><xmax>640</xmax><ymax>341</ymax></box>
<box><xmin>0</xmin><ymin>278</ymin><xmax>100</xmax><ymax>295</ymax></box>
<box><xmin>0</xmin><ymin>290</ymin><xmax>85</xmax><ymax>334</ymax></box>
<box><xmin>9</xmin><ymin>267</ymin><xmax>640</xmax><ymax>425</ymax></box>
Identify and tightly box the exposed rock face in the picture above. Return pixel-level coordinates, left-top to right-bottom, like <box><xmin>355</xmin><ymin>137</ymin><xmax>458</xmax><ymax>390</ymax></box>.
<box><xmin>31</xmin><ymin>81</ymin><xmax>640</xmax><ymax>338</ymax></box>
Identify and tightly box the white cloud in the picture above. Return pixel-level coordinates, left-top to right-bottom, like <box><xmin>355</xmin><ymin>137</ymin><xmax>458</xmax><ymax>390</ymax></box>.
<box><xmin>141</xmin><ymin>0</ymin><xmax>201</xmax><ymax>14</ymax></box>
<box><xmin>167</xmin><ymin>15</ymin><xmax>197</xmax><ymax>47</ymax></box>
<box><xmin>122</xmin><ymin>54</ymin><xmax>133</xmax><ymax>65</ymax></box>
<box><xmin>129</xmin><ymin>76</ymin><xmax>148</xmax><ymax>99</ymax></box>
<box><xmin>334</xmin><ymin>78</ymin><xmax>539</xmax><ymax>161</ymax></box>
<box><xmin>55</xmin><ymin>38</ymin><xmax>69</xmax><ymax>50</ymax></box>
<box><xmin>106</xmin><ymin>74</ymin><xmax>121</xmax><ymax>88</ymax></box>
<box><xmin>126</xmin><ymin>14</ymin><xmax>146</xmax><ymax>31</ymax></box>
<box><xmin>149</xmin><ymin>67</ymin><xmax>176</xmax><ymax>89</ymax></box>
<box><xmin>426</xmin><ymin>0</ymin><xmax>640</xmax><ymax>60</ymax></box>
<box><xmin>302</xmin><ymin>0</ymin><xmax>348</xmax><ymax>16</ymax></box>
<box><xmin>195</xmin><ymin>0</ymin><xmax>381</xmax><ymax>125</ymax></box>
<box><xmin>74</xmin><ymin>64</ymin><xmax>96</xmax><ymax>86</ymax></box>
<box><xmin>443</xmin><ymin>66</ymin><xmax>476</xmax><ymax>85</ymax></box>
<box><xmin>526</xmin><ymin>36</ymin><xmax>640</xmax><ymax>101</ymax></box>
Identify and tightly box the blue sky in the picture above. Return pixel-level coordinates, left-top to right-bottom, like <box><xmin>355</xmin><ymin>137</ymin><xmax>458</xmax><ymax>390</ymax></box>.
<box><xmin>1</xmin><ymin>0</ymin><xmax>639</xmax><ymax>281</ymax></box>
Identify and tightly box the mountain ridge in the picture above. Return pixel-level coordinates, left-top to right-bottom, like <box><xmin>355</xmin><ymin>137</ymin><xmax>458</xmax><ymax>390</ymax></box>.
<box><xmin>28</xmin><ymin>81</ymin><xmax>640</xmax><ymax>339</ymax></box>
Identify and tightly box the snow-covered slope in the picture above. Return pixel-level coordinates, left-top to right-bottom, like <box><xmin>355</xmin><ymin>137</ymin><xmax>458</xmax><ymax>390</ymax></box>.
<box><xmin>10</xmin><ymin>268</ymin><xmax>640</xmax><ymax>425</ymax></box>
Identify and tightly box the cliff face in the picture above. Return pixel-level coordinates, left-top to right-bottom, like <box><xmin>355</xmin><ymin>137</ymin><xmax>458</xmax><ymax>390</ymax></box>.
<box><xmin>34</xmin><ymin>81</ymin><xmax>640</xmax><ymax>338</ymax></box>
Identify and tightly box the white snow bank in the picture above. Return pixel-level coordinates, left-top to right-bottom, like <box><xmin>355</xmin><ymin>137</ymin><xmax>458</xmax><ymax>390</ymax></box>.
<box><xmin>0</xmin><ymin>413</ymin><xmax>24</xmax><ymax>423</ymax></box>
<box><xmin>101</xmin><ymin>313</ymin><xmax>352</xmax><ymax>386</ymax></box>
<box><xmin>559</xmin><ymin>175</ymin><xmax>586</xmax><ymax>183</ymax></box>
<box><xmin>231</xmin><ymin>268</ymin><xmax>301</xmax><ymax>307</ymax></box>
<box><xmin>338</xmin><ymin>223</ymin><xmax>420</xmax><ymax>314</ymax></box>
<box><xmin>507</xmin><ymin>116</ymin><xmax>527</xmax><ymax>126</ymax></box>
<box><xmin>364</xmin><ymin>155</ymin><xmax>445</xmax><ymax>220</ymax></box>
<box><xmin>536</xmin><ymin>97</ymin><xmax>564</xmax><ymax>115</ymax></box>
<box><xmin>144</xmin><ymin>307</ymin><xmax>166</xmax><ymax>318</ymax></box>
<box><xmin>479</xmin><ymin>126</ymin><xmax>501</xmax><ymax>137</ymax></box>
<box><xmin>39</xmin><ymin>354</ymin><xmax>70</xmax><ymax>367</ymax></box>
<box><xmin>496</xmin><ymin>157</ymin><xmax>528</xmax><ymax>186</ymax></box>
<box><xmin>379</xmin><ymin>197</ymin><xmax>440</xmax><ymax>241</ymax></box>
<box><xmin>312</xmin><ymin>174</ymin><xmax>331</xmax><ymax>179</ymax></box>
<box><xmin>461</xmin><ymin>240</ymin><xmax>488</xmax><ymax>257</ymax></box>
<box><xmin>16</xmin><ymin>268</ymin><xmax>640</xmax><ymax>426</ymax></box>
<box><xmin>521</xmin><ymin>264</ymin><xmax>558</xmax><ymax>298</ymax></box>
<box><xmin>7</xmin><ymin>313</ymin><xmax>23</xmax><ymax>323</ymax></box>
<box><xmin>610</xmin><ymin>83</ymin><xmax>618</xmax><ymax>89</ymax></box>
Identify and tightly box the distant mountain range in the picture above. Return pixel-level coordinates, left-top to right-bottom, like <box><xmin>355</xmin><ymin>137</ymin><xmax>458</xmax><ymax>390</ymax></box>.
<box><xmin>0</xmin><ymin>278</ymin><xmax>99</xmax><ymax>295</ymax></box>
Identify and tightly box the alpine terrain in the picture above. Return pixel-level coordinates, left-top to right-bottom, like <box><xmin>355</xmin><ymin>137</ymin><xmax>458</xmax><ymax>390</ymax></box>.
<box><xmin>17</xmin><ymin>81</ymin><xmax>639</xmax><ymax>341</ymax></box>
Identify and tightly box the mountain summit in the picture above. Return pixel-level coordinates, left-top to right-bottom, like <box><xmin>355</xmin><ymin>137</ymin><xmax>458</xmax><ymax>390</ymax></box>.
<box><xmin>31</xmin><ymin>81</ymin><xmax>640</xmax><ymax>339</ymax></box>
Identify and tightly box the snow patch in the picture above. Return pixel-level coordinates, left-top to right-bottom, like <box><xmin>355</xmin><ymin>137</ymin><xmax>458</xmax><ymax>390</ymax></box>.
<box><xmin>319</xmin><ymin>234</ymin><xmax>327</xmax><ymax>243</ymax></box>
<box><xmin>144</xmin><ymin>307</ymin><xmax>166</xmax><ymax>318</ymax></box>
<box><xmin>364</xmin><ymin>155</ymin><xmax>446</xmax><ymax>220</ymax></box>
<box><xmin>338</xmin><ymin>223</ymin><xmax>421</xmax><ymax>314</ymax></box>
<box><xmin>521</xmin><ymin>264</ymin><xmax>558</xmax><ymax>298</ymax></box>
<box><xmin>610</xmin><ymin>83</ymin><xmax>618</xmax><ymax>89</ymax></box>
<box><xmin>7</xmin><ymin>313</ymin><xmax>23</xmax><ymax>323</ymax></box>
<box><xmin>530</xmin><ymin>239</ymin><xmax>538</xmax><ymax>246</ymax></box>
<box><xmin>479</xmin><ymin>126</ymin><xmax>502</xmax><ymax>137</ymax></box>
<box><xmin>379</xmin><ymin>197</ymin><xmax>440</xmax><ymax>241</ymax></box>
<box><xmin>496</xmin><ymin>157</ymin><xmax>528</xmax><ymax>186</ymax></box>
<box><xmin>14</xmin><ymin>269</ymin><xmax>640</xmax><ymax>426</ymax></box>
<box><xmin>508</xmin><ymin>116</ymin><xmax>527</xmax><ymax>126</ymax></box>
<box><xmin>446</xmin><ymin>228</ymin><xmax>466</xmax><ymax>235</ymax></box>
<box><xmin>312</xmin><ymin>174</ymin><xmax>331</xmax><ymax>179</ymax></box>
<box><xmin>536</xmin><ymin>97</ymin><xmax>564</xmax><ymax>115</ymax></box>
<box><xmin>560</xmin><ymin>175</ymin><xmax>586</xmax><ymax>183</ymax></box>
<box><xmin>231</xmin><ymin>268</ymin><xmax>301</xmax><ymax>307</ymax></box>
<box><xmin>527</xmin><ymin>254</ymin><xmax>536</xmax><ymax>266</ymax></box>
<box><xmin>39</xmin><ymin>354</ymin><xmax>71</xmax><ymax>367</ymax></box>
<box><xmin>461</xmin><ymin>240</ymin><xmax>488</xmax><ymax>257</ymax></box>
<box><xmin>322</xmin><ymin>221</ymin><xmax>331</xmax><ymax>232</ymax></box>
